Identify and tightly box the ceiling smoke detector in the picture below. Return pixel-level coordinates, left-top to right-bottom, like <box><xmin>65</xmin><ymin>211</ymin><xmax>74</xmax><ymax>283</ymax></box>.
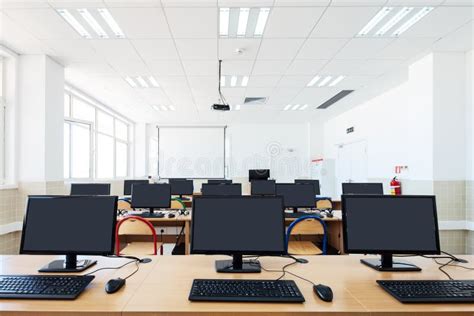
<box><xmin>234</xmin><ymin>48</ymin><xmax>244</xmax><ymax>55</ymax></box>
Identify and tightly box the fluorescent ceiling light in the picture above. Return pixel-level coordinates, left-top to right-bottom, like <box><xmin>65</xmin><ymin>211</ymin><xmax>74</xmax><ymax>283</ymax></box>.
<box><xmin>230</xmin><ymin>76</ymin><xmax>237</xmax><ymax>87</ymax></box>
<box><xmin>160</xmin><ymin>106</ymin><xmax>168</xmax><ymax>111</ymax></box>
<box><xmin>283</xmin><ymin>104</ymin><xmax>292</xmax><ymax>111</ymax></box>
<box><xmin>307</xmin><ymin>75</ymin><xmax>321</xmax><ymax>87</ymax></box>
<box><xmin>392</xmin><ymin>7</ymin><xmax>434</xmax><ymax>36</ymax></box>
<box><xmin>219</xmin><ymin>8</ymin><xmax>230</xmax><ymax>36</ymax></box>
<box><xmin>169</xmin><ymin>105</ymin><xmax>176</xmax><ymax>111</ymax></box>
<box><xmin>97</xmin><ymin>8</ymin><xmax>125</xmax><ymax>38</ymax></box>
<box><xmin>375</xmin><ymin>7</ymin><xmax>413</xmax><ymax>36</ymax></box>
<box><xmin>125</xmin><ymin>77</ymin><xmax>137</xmax><ymax>88</ymax></box>
<box><xmin>136</xmin><ymin>76</ymin><xmax>149</xmax><ymax>88</ymax></box>
<box><xmin>148</xmin><ymin>76</ymin><xmax>159</xmax><ymax>88</ymax></box>
<box><xmin>57</xmin><ymin>9</ymin><xmax>91</xmax><ymax>39</ymax></box>
<box><xmin>78</xmin><ymin>8</ymin><xmax>108</xmax><ymax>38</ymax></box>
<box><xmin>152</xmin><ymin>105</ymin><xmax>160</xmax><ymax>111</ymax></box>
<box><xmin>358</xmin><ymin>7</ymin><xmax>393</xmax><ymax>36</ymax></box>
<box><xmin>241</xmin><ymin>76</ymin><xmax>249</xmax><ymax>87</ymax></box>
<box><xmin>291</xmin><ymin>104</ymin><xmax>300</xmax><ymax>110</ymax></box>
<box><xmin>299</xmin><ymin>104</ymin><xmax>308</xmax><ymax>111</ymax></box>
<box><xmin>237</xmin><ymin>8</ymin><xmax>250</xmax><ymax>37</ymax></box>
<box><xmin>254</xmin><ymin>8</ymin><xmax>270</xmax><ymax>36</ymax></box>
<box><xmin>318</xmin><ymin>76</ymin><xmax>333</xmax><ymax>87</ymax></box>
<box><xmin>220</xmin><ymin>76</ymin><xmax>225</xmax><ymax>87</ymax></box>
<box><xmin>329</xmin><ymin>75</ymin><xmax>345</xmax><ymax>87</ymax></box>
<box><xmin>235</xmin><ymin>104</ymin><xmax>241</xmax><ymax>111</ymax></box>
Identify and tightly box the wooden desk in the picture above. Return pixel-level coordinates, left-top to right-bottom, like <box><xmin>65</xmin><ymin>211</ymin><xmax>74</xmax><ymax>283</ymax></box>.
<box><xmin>2</xmin><ymin>255</ymin><xmax>471</xmax><ymax>315</ymax></box>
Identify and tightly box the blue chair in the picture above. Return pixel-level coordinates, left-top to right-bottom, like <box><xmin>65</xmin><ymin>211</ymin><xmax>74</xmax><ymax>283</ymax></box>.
<box><xmin>286</xmin><ymin>215</ymin><xmax>328</xmax><ymax>255</ymax></box>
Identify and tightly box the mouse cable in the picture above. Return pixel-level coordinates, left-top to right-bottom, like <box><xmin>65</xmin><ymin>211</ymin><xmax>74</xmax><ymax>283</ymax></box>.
<box><xmin>257</xmin><ymin>256</ymin><xmax>317</xmax><ymax>287</ymax></box>
<box><xmin>83</xmin><ymin>255</ymin><xmax>150</xmax><ymax>279</ymax></box>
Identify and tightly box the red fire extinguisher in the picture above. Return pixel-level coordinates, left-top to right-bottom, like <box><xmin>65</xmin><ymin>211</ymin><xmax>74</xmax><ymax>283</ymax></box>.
<box><xmin>390</xmin><ymin>177</ymin><xmax>402</xmax><ymax>195</ymax></box>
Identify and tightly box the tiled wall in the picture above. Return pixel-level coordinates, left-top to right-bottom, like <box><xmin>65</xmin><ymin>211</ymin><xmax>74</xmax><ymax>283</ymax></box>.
<box><xmin>466</xmin><ymin>231</ymin><xmax>474</xmax><ymax>255</ymax></box>
<box><xmin>0</xmin><ymin>189</ymin><xmax>18</xmax><ymax>225</ymax></box>
<box><xmin>466</xmin><ymin>181</ymin><xmax>473</xmax><ymax>222</ymax></box>
<box><xmin>0</xmin><ymin>231</ymin><xmax>21</xmax><ymax>254</ymax></box>
<box><xmin>439</xmin><ymin>230</ymin><xmax>467</xmax><ymax>255</ymax></box>
<box><xmin>434</xmin><ymin>181</ymin><xmax>466</xmax><ymax>221</ymax></box>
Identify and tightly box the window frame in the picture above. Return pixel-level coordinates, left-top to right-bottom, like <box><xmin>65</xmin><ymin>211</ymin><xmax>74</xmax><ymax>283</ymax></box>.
<box><xmin>64</xmin><ymin>89</ymin><xmax>132</xmax><ymax>180</ymax></box>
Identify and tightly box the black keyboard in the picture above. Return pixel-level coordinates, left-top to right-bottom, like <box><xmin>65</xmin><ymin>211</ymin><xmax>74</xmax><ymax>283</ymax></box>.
<box><xmin>189</xmin><ymin>279</ymin><xmax>305</xmax><ymax>303</ymax></box>
<box><xmin>138</xmin><ymin>212</ymin><xmax>165</xmax><ymax>218</ymax></box>
<box><xmin>0</xmin><ymin>275</ymin><xmax>95</xmax><ymax>300</ymax></box>
<box><xmin>377</xmin><ymin>280</ymin><xmax>474</xmax><ymax>303</ymax></box>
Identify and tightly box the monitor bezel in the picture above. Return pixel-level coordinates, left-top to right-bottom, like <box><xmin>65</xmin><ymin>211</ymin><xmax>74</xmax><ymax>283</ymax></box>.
<box><xmin>207</xmin><ymin>179</ymin><xmax>233</xmax><ymax>184</ymax></box>
<box><xmin>20</xmin><ymin>195</ymin><xmax>118</xmax><ymax>256</ymax></box>
<box><xmin>123</xmin><ymin>180</ymin><xmax>149</xmax><ymax>195</ymax></box>
<box><xmin>170</xmin><ymin>179</ymin><xmax>194</xmax><ymax>195</ymax></box>
<box><xmin>70</xmin><ymin>183</ymin><xmax>111</xmax><ymax>196</ymax></box>
<box><xmin>190</xmin><ymin>195</ymin><xmax>286</xmax><ymax>256</ymax></box>
<box><xmin>275</xmin><ymin>183</ymin><xmax>315</xmax><ymax>208</ymax></box>
<box><xmin>250</xmin><ymin>179</ymin><xmax>276</xmax><ymax>196</ymax></box>
<box><xmin>295</xmin><ymin>179</ymin><xmax>321</xmax><ymax>195</ymax></box>
<box><xmin>342</xmin><ymin>182</ymin><xmax>383</xmax><ymax>195</ymax></box>
<box><xmin>201</xmin><ymin>183</ymin><xmax>242</xmax><ymax>196</ymax></box>
<box><xmin>341</xmin><ymin>194</ymin><xmax>441</xmax><ymax>255</ymax></box>
<box><xmin>130</xmin><ymin>183</ymin><xmax>171</xmax><ymax>208</ymax></box>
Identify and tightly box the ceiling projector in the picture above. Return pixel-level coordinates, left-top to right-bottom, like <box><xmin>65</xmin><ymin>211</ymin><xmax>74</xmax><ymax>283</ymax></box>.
<box><xmin>212</xmin><ymin>103</ymin><xmax>230</xmax><ymax>111</ymax></box>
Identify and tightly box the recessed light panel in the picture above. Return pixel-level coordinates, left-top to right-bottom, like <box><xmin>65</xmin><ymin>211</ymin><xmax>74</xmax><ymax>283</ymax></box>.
<box><xmin>219</xmin><ymin>7</ymin><xmax>271</xmax><ymax>38</ymax></box>
<box><xmin>125</xmin><ymin>76</ymin><xmax>159</xmax><ymax>89</ymax></box>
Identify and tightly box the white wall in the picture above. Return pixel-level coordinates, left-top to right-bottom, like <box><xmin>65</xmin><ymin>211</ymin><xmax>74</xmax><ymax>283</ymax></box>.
<box><xmin>324</xmin><ymin>54</ymin><xmax>434</xmax><ymax>182</ymax></box>
<box><xmin>309</xmin><ymin>122</ymin><xmax>324</xmax><ymax>159</ymax></box>
<box><xmin>467</xmin><ymin>49</ymin><xmax>474</xmax><ymax>181</ymax></box>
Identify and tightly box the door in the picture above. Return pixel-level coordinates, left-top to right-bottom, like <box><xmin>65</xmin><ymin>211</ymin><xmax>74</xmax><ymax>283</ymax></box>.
<box><xmin>336</xmin><ymin>140</ymin><xmax>368</xmax><ymax>196</ymax></box>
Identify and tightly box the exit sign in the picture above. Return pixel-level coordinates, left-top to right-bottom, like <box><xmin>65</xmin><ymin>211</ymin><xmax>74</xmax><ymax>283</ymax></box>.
<box><xmin>346</xmin><ymin>127</ymin><xmax>354</xmax><ymax>134</ymax></box>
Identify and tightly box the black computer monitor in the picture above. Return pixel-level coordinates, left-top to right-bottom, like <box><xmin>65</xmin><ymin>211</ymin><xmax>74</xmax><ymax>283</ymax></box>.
<box><xmin>169</xmin><ymin>179</ymin><xmax>194</xmax><ymax>197</ymax></box>
<box><xmin>191</xmin><ymin>196</ymin><xmax>285</xmax><ymax>273</ymax></box>
<box><xmin>20</xmin><ymin>195</ymin><xmax>117</xmax><ymax>272</ymax></box>
<box><xmin>251</xmin><ymin>180</ymin><xmax>276</xmax><ymax>196</ymax></box>
<box><xmin>342</xmin><ymin>183</ymin><xmax>383</xmax><ymax>195</ymax></box>
<box><xmin>202</xmin><ymin>183</ymin><xmax>241</xmax><ymax>196</ymax></box>
<box><xmin>249</xmin><ymin>169</ymin><xmax>270</xmax><ymax>181</ymax></box>
<box><xmin>295</xmin><ymin>179</ymin><xmax>320</xmax><ymax>195</ymax></box>
<box><xmin>275</xmin><ymin>183</ymin><xmax>315</xmax><ymax>212</ymax></box>
<box><xmin>70</xmin><ymin>183</ymin><xmax>110</xmax><ymax>195</ymax></box>
<box><xmin>342</xmin><ymin>195</ymin><xmax>440</xmax><ymax>272</ymax></box>
<box><xmin>123</xmin><ymin>180</ymin><xmax>149</xmax><ymax>195</ymax></box>
<box><xmin>131</xmin><ymin>184</ymin><xmax>171</xmax><ymax>216</ymax></box>
<box><xmin>208</xmin><ymin>179</ymin><xmax>233</xmax><ymax>184</ymax></box>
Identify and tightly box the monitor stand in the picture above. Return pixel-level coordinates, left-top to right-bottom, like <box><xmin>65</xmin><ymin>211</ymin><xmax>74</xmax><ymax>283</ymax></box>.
<box><xmin>39</xmin><ymin>254</ymin><xmax>97</xmax><ymax>273</ymax></box>
<box><xmin>361</xmin><ymin>254</ymin><xmax>421</xmax><ymax>272</ymax></box>
<box><xmin>215</xmin><ymin>254</ymin><xmax>261</xmax><ymax>273</ymax></box>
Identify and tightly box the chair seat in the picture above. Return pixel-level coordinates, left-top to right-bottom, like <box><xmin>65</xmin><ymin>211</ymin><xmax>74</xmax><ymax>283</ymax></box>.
<box><xmin>120</xmin><ymin>242</ymin><xmax>163</xmax><ymax>256</ymax></box>
<box><xmin>288</xmin><ymin>241</ymin><xmax>322</xmax><ymax>255</ymax></box>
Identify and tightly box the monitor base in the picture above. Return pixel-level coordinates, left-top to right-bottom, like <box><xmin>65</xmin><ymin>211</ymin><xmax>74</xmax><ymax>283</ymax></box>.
<box><xmin>361</xmin><ymin>258</ymin><xmax>421</xmax><ymax>272</ymax></box>
<box><xmin>215</xmin><ymin>259</ymin><xmax>261</xmax><ymax>273</ymax></box>
<box><xmin>39</xmin><ymin>256</ymin><xmax>97</xmax><ymax>273</ymax></box>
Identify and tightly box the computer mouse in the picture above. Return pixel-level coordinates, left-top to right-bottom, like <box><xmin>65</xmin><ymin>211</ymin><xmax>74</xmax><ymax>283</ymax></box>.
<box><xmin>105</xmin><ymin>278</ymin><xmax>126</xmax><ymax>294</ymax></box>
<box><xmin>314</xmin><ymin>284</ymin><xmax>333</xmax><ymax>302</ymax></box>
<box><xmin>326</xmin><ymin>212</ymin><xmax>334</xmax><ymax>218</ymax></box>
<box><xmin>168</xmin><ymin>213</ymin><xmax>176</xmax><ymax>218</ymax></box>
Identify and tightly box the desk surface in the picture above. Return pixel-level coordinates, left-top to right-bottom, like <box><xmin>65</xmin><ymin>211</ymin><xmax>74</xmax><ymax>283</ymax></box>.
<box><xmin>0</xmin><ymin>254</ymin><xmax>473</xmax><ymax>315</ymax></box>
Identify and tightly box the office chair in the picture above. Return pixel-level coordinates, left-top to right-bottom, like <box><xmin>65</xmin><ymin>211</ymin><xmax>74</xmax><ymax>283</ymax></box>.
<box><xmin>170</xmin><ymin>198</ymin><xmax>186</xmax><ymax>210</ymax></box>
<box><xmin>286</xmin><ymin>215</ymin><xmax>328</xmax><ymax>255</ymax></box>
<box><xmin>115</xmin><ymin>216</ymin><xmax>163</xmax><ymax>256</ymax></box>
<box><xmin>316</xmin><ymin>199</ymin><xmax>332</xmax><ymax>210</ymax></box>
<box><xmin>118</xmin><ymin>199</ymin><xmax>132</xmax><ymax>211</ymax></box>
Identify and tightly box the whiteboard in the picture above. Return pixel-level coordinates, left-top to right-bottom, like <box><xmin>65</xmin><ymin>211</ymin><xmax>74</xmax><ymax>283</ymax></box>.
<box><xmin>158</xmin><ymin>126</ymin><xmax>226</xmax><ymax>179</ymax></box>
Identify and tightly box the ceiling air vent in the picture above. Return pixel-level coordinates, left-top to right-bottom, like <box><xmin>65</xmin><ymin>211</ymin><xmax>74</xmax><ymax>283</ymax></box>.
<box><xmin>317</xmin><ymin>90</ymin><xmax>354</xmax><ymax>109</ymax></box>
<box><xmin>244</xmin><ymin>97</ymin><xmax>267</xmax><ymax>105</ymax></box>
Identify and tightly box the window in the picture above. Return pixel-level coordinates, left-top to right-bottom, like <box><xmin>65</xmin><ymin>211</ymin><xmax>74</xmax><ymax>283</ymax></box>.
<box><xmin>64</xmin><ymin>89</ymin><xmax>131</xmax><ymax>179</ymax></box>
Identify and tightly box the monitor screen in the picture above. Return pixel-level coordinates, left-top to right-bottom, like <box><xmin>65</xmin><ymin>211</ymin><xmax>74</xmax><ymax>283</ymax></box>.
<box><xmin>275</xmin><ymin>183</ymin><xmax>315</xmax><ymax>208</ymax></box>
<box><xmin>295</xmin><ymin>179</ymin><xmax>320</xmax><ymax>195</ymax></box>
<box><xmin>70</xmin><ymin>183</ymin><xmax>110</xmax><ymax>195</ymax></box>
<box><xmin>170</xmin><ymin>179</ymin><xmax>194</xmax><ymax>195</ymax></box>
<box><xmin>342</xmin><ymin>195</ymin><xmax>440</xmax><ymax>254</ymax></box>
<box><xmin>123</xmin><ymin>180</ymin><xmax>149</xmax><ymax>195</ymax></box>
<box><xmin>208</xmin><ymin>179</ymin><xmax>233</xmax><ymax>184</ymax></box>
<box><xmin>251</xmin><ymin>180</ymin><xmax>276</xmax><ymax>196</ymax></box>
<box><xmin>131</xmin><ymin>184</ymin><xmax>171</xmax><ymax>208</ymax></box>
<box><xmin>201</xmin><ymin>183</ymin><xmax>241</xmax><ymax>196</ymax></box>
<box><xmin>249</xmin><ymin>169</ymin><xmax>270</xmax><ymax>181</ymax></box>
<box><xmin>20</xmin><ymin>196</ymin><xmax>117</xmax><ymax>255</ymax></box>
<box><xmin>191</xmin><ymin>196</ymin><xmax>285</xmax><ymax>255</ymax></box>
<box><xmin>342</xmin><ymin>183</ymin><xmax>383</xmax><ymax>195</ymax></box>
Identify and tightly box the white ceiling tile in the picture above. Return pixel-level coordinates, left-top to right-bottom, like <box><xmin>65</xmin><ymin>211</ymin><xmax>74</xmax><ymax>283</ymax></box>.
<box><xmin>108</xmin><ymin>8</ymin><xmax>171</xmax><ymax>39</ymax></box>
<box><xmin>277</xmin><ymin>75</ymin><xmax>313</xmax><ymax>88</ymax></box>
<box><xmin>182</xmin><ymin>60</ymin><xmax>218</xmax><ymax>76</ymax></box>
<box><xmin>330</xmin><ymin>0</ymin><xmax>386</xmax><ymax>5</ymax></box>
<box><xmin>292</xmin><ymin>88</ymin><xmax>341</xmax><ymax>106</ymax></box>
<box><xmin>44</xmin><ymin>39</ymin><xmax>101</xmax><ymax>61</ymax></box>
<box><xmin>65</xmin><ymin>62</ymin><xmax>116</xmax><ymax>76</ymax></box>
<box><xmin>337</xmin><ymin>75</ymin><xmax>376</xmax><ymax>89</ymax></box>
<box><xmin>218</xmin><ymin>0</ymin><xmax>274</xmax><ymax>7</ymax></box>
<box><xmin>104</xmin><ymin>0</ymin><xmax>162</xmax><ymax>7</ymax></box>
<box><xmin>90</xmin><ymin>39</ymin><xmax>142</xmax><ymax>61</ymax></box>
<box><xmin>47</xmin><ymin>1</ymin><xmax>105</xmax><ymax>8</ymax></box>
<box><xmin>376</xmin><ymin>38</ymin><xmax>436</xmax><ymax>59</ymax></box>
<box><xmin>2</xmin><ymin>8</ymin><xmax>81</xmax><ymax>39</ymax></box>
<box><xmin>155</xmin><ymin>76</ymin><xmax>188</xmax><ymax>88</ymax></box>
<box><xmin>432</xmin><ymin>21</ymin><xmax>474</xmax><ymax>52</ymax></box>
<box><xmin>296</xmin><ymin>38</ymin><xmax>349</xmax><ymax>59</ymax></box>
<box><xmin>175</xmin><ymin>38</ymin><xmax>217</xmax><ymax>59</ymax></box>
<box><xmin>273</xmin><ymin>0</ymin><xmax>330</xmax><ymax>6</ymax></box>
<box><xmin>188</xmin><ymin>76</ymin><xmax>218</xmax><ymax>95</ymax></box>
<box><xmin>221</xmin><ymin>87</ymin><xmax>246</xmax><ymax>97</ymax></box>
<box><xmin>148</xmin><ymin>60</ymin><xmax>185</xmax><ymax>76</ymax></box>
<box><xmin>165</xmin><ymin>7</ymin><xmax>217</xmax><ymax>38</ymax></box>
<box><xmin>322</xmin><ymin>59</ymin><xmax>404</xmax><ymax>76</ymax></box>
<box><xmin>257</xmin><ymin>39</ymin><xmax>305</xmax><ymax>60</ymax></box>
<box><xmin>162</xmin><ymin>0</ymin><xmax>215</xmax><ymax>7</ymax></box>
<box><xmin>400</xmin><ymin>7</ymin><xmax>473</xmax><ymax>38</ymax></box>
<box><xmin>310</xmin><ymin>6</ymin><xmax>381</xmax><ymax>38</ymax></box>
<box><xmin>131</xmin><ymin>39</ymin><xmax>179</xmax><ymax>60</ymax></box>
<box><xmin>441</xmin><ymin>0</ymin><xmax>474</xmax><ymax>5</ymax></box>
<box><xmin>252</xmin><ymin>60</ymin><xmax>291</xmax><ymax>75</ymax></box>
<box><xmin>219</xmin><ymin>39</ymin><xmax>261</xmax><ymax>60</ymax></box>
<box><xmin>285</xmin><ymin>59</ymin><xmax>327</xmax><ymax>75</ymax></box>
<box><xmin>334</xmin><ymin>38</ymin><xmax>393</xmax><ymax>59</ymax></box>
<box><xmin>264</xmin><ymin>7</ymin><xmax>325</xmax><ymax>38</ymax></box>
<box><xmin>108</xmin><ymin>60</ymin><xmax>149</xmax><ymax>76</ymax></box>
<box><xmin>247</xmin><ymin>75</ymin><xmax>281</xmax><ymax>87</ymax></box>
<box><xmin>0</xmin><ymin>1</ymin><xmax>49</xmax><ymax>8</ymax></box>
<box><xmin>221</xmin><ymin>60</ymin><xmax>254</xmax><ymax>75</ymax></box>
<box><xmin>386</xmin><ymin>0</ymin><xmax>444</xmax><ymax>5</ymax></box>
<box><xmin>245</xmin><ymin>87</ymin><xmax>274</xmax><ymax>96</ymax></box>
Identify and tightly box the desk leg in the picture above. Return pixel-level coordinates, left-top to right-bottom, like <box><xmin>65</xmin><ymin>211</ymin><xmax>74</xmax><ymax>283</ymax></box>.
<box><xmin>185</xmin><ymin>221</ymin><xmax>190</xmax><ymax>255</ymax></box>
